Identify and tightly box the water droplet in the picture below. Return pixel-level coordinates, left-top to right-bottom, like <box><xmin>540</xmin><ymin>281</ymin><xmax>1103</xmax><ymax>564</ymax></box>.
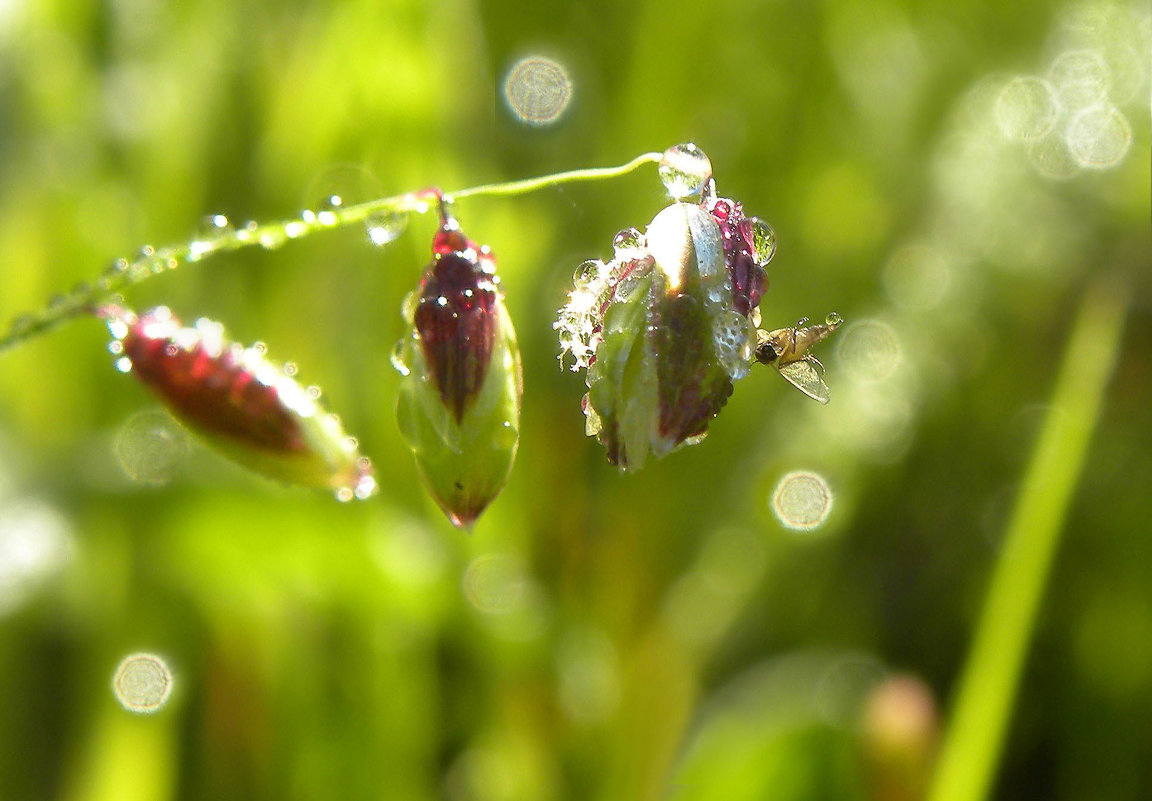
<box><xmin>335</xmin><ymin>487</ymin><xmax>354</xmax><ymax>502</ymax></box>
<box><xmin>306</xmin><ymin>385</ymin><xmax>322</xmax><ymax>399</ymax></box>
<box><xmin>573</xmin><ymin>259</ymin><xmax>604</xmax><ymax>285</ymax></box>
<box><xmin>771</xmin><ymin>470</ymin><xmax>834</xmax><ymax>531</ymax></box>
<box><xmin>199</xmin><ymin>214</ymin><xmax>233</xmax><ymax>236</ymax></box>
<box><xmin>825</xmin><ymin>312</ymin><xmax>843</xmax><ymax>328</ymax></box>
<box><xmin>658</xmin><ymin>143</ymin><xmax>713</xmax><ymax>199</ymax></box>
<box><xmin>283</xmin><ymin>361</ymin><xmax>298</xmax><ymax>377</ymax></box>
<box><xmin>1066</xmin><ymin>105</ymin><xmax>1131</xmax><ymax>168</ymax></box>
<box><xmin>749</xmin><ymin>218</ymin><xmax>778</xmax><ymax>265</ymax></box>
<box><xmin>712</xmin><ymin>309</ymin><xmax>754</xmax><ymax>380</ymax></box>
<box><xmin>503</xmin><ymin>56</ymin><xmax>572</xmax><ymax>126</ymax></box>
<box><xmin>613</xmin><ymin>273</ymin><xmax>643</xmax><ymax>302</ymax></box>
<box><xmin>138</xmin><ymin>245</ymin><xmax>156</xmax><ymax>259</ymax></box>
<box><xmin>251</xmin><ymin>342</ymin><xmax>267</xmax><ymax>355</ymax></box>
<box><xmin>112</xmin><ymin>653</ymin><xmax>173</xmax><ymax>713</ymax></box>
<box><xmin>366</xmin><ymin>210</ymin><xmax>408</xmax><ymax>246</ymax></box>
<box><xmin>258</xmin><ymin>229</ymin><xmax>287</xmax><ymax>249</ymax></box>
<box><xmin>611</xmin><ymin>227</ymin><xmax>645</xmax><ymax>260</ymax></box>
<box><xmin>400</xmin><ymin>290</ymin><xmax>420</xmax><ymax>324</ymax></box>
<box><xmin>390</xmin><ymin>338</ymin><xmax>410</xmax><ymax>376</ymax></box>
<box><xmin>995</xmin><ymin>77</ymin><xmax>1060</xmax><ymax>141</ymax></box>
<box><xmin>103</xmin><ymin>258</ymin><xmax>130</xmax><ymax>277</ymax></box>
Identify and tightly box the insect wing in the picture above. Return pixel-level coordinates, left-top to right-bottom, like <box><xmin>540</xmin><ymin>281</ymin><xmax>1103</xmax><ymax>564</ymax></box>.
<box><xmin>777</xmin><ymin>358</ymin><xmax>830</xmax><ymax>404</ymax></box>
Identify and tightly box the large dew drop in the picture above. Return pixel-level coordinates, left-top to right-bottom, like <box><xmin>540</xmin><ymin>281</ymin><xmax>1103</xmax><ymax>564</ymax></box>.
<box><xmin>658</xmin><ymin>143</ymin><xmax>713</xmax><ymax>199</ymax></box>
<box><xmin>366</xmin><ymin>209</ymin><xmax>408</xmax><ymax>246</ymax></box>
<box><xmin>750</xmin><ymin>218</ymin><xmax>778</xmax><ymax>265</ymax></box>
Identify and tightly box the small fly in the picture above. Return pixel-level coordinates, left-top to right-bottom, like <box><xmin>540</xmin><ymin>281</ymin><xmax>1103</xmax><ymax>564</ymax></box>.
<box><xmin>754</xmin><ymin>312</ymin><xmax>843</xmax><ymax>404</ymax></box>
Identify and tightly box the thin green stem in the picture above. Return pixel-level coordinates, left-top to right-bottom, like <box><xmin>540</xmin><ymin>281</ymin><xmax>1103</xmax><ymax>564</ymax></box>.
<box><xmin>927</xmin><ymin>274</ymin><xmax>1130</xmax><ymax>801</ymax></box>
<box><xmin>0</xmin><ymin>151</ymin><xmax>663</xmax><ymax>352</ymax></box>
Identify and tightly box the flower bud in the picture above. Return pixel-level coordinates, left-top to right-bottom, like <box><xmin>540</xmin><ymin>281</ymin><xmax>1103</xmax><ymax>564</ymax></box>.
<box><xmin>393</xmin><ymin>214</ymin><xmax>522</xmax><ymax>529</ymax></box>
<box><xmin>558</xmin><ymin>186</ymin><xmax>776</xmax><ymax>470</ymax></box>
<box><xmin>105</xmin><ymin>305</ymin><xmax>376</xmax><ymax>500</ymax></box>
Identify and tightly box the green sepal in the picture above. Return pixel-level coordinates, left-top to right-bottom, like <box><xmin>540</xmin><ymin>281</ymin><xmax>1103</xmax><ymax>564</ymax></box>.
<box><xmin>396</xmin><ymin>298</ymin><xmax>522</xmax><ymax>529</ymax></box>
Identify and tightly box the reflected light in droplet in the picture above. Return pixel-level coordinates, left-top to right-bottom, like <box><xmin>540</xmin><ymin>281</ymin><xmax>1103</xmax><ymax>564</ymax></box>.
<box><xmin>112</xmin><ymin>653</ymin><xmax>173</xmax><ymax>713</ymax></box>
<box><xmin>114</xmin><ymin>409</ymin><xmax>189</xmax><ymax>485</ymax></box>
<box><xmin>995</xmin><ymin>76</ymin><xmax>1059</xmax><ymax>141</ymax></box>
<box><xmin>837</xmin><ymin>319</ymin><xmax>902</xmax><ymax>383</ymax></box>
<box><xmin>504</xmin><ymin>56</ymin><xmax>572</xmax><ymax>126</ymax></box>
<box><xmin>771</xmin><ymin>471</ymin><xmax>834</xmax><ymax>531</ymax></box>
<box><xmin>1066</xmin><ymin>104</ymin><xmax>1131</xmax><ymax>167</ymax></box>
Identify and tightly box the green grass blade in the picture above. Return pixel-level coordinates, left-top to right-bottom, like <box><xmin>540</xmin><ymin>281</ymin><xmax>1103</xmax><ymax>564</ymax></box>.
<box><xmin>928</xmin><ymin>275</ymin><xmax>1130</xmax><ymax>801</ymax></box>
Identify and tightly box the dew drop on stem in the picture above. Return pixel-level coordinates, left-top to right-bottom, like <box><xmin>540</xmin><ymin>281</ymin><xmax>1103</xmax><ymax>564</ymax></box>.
<box><xmin>366</xmin><ymin>209</ymin><xmax>408</xmax><ymax>246</ymax></box>
<box><xmin>658</xmin><ymin>143</ymin><xmax>713</xmax><ymax>199</ymax></box>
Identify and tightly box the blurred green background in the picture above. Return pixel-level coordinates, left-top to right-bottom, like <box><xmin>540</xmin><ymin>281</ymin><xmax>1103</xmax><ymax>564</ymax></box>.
<box><xmin>0</xmin><ymin>1</ymin><xmax>1149</xmax><ymax>800</ymax></box>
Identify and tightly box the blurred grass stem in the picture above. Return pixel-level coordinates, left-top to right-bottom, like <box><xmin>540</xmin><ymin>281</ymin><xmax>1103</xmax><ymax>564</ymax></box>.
<box><xmin>927</xmin><ymin>274</ymin><xmax>1130</xmax><ymax>801</ymax></box>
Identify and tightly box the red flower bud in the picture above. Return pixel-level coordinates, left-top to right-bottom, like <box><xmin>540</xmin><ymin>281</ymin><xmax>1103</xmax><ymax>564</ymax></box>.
<box><xmin>394</xmin><ymin>213</ymin><xmax>522</xmax><ymax>528</ymax></box>
<box><xmin>106</xmin><ymin>306</ymin><xmax>376</xmax><ymax>500</ymax></box>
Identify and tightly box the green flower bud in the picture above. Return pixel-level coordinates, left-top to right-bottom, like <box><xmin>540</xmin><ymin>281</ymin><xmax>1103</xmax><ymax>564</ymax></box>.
<box><xmin>393</xmin><ymin>216</ymin><xmax>522</xmax><ymax>528</ymax></box>
<box><xmin>559</xmin><ymin>200</ymin><xmax>760</xmax><ymax>470</ymax></box>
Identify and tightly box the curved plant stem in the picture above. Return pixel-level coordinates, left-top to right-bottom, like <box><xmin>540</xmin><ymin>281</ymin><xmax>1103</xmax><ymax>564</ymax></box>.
<box><xmin>0</xmin><ymin>151</ymin><xmax>663</xmax><ymax>352</ymax></box>
<box><xmin>927</xmin><ymin>273</ymin><xmax>1130</xmax><ymax>801</ymax></box>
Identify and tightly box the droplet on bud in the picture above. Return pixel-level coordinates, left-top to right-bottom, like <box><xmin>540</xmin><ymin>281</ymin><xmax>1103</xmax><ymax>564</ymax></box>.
<box><xmin>612</xmin><ymin>228</ymin><xmax>645</xmax><ymax>260</ymax></box>
<box><xmin>573</xmin><ymin>259</ymin><xmax>604</xmax><ymax>285</ymax></box>
<box><xmin>825</xmin><ymin>311</ymin><xmax>843</xmax><ymax>328</ymax></box>
<box><xmin>749</xmin><ymin>218</ymin><xmax>778</xmax><ymax>266</ymax></box>
<box><xmin>658</xmin><ymin>143</ymin><xmax>713</xmax><ymax>199</ymax></box>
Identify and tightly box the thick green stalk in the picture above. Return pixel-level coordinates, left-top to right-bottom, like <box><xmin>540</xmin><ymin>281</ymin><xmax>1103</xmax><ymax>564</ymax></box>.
<box><xmin>928</xmin><ymin>275</ymin><xmax>1129</xmax><ymax>801</ymax></box>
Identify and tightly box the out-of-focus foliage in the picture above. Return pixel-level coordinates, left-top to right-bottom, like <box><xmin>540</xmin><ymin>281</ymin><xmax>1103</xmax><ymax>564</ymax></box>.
<box><xmin>0</xmin><ymin>1</ymin><xmax>1148</xmax><ymax>800</ymax></box>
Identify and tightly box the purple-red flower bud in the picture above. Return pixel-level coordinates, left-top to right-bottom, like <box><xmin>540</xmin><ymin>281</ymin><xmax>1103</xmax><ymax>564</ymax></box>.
<box><xmin>394</xmin><ymin>213</ymin><xmax>522</xmax><ymax>529</ymax></box>
<box><xmin>106</xmin><ymin>305</ymin><xmax>376</xmax><ymax>500</ymax></box>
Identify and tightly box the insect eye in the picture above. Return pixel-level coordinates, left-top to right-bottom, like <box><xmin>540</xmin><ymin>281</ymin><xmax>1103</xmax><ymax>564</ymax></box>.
<box><xmin>754</xmin><ymin>342</ymin><xmax>778</xmax><ymax>364</ymax></box>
